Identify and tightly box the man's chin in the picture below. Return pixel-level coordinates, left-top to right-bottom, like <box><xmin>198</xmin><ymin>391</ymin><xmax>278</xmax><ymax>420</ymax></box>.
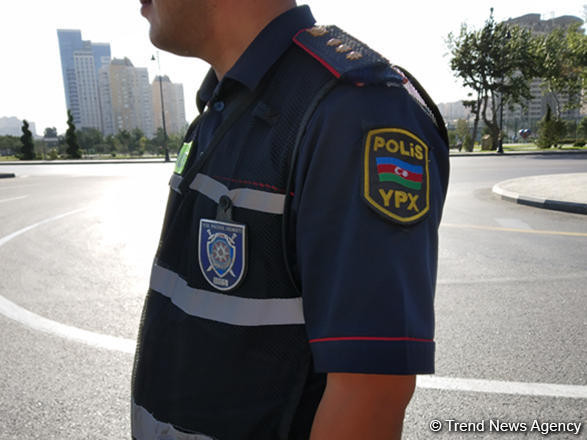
<box><xmin>149</xmin><ymin>28</ymin><xmax>168</xmax><ymax>51</ymax></box>
<box><xmin>149</xmin><ymin>32</ymin><xmax>194</xmax><ymax>58</ymax></box>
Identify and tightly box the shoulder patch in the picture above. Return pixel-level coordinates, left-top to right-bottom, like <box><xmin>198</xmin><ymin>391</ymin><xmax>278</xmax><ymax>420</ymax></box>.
<box><xmin>362</xmin><ymin>128</ymin><xmax>430</xmax><ymax>225</ymax></box>
<box><xmin>293</xmin><ymin>25</ymin><xmax>403</xmax><ymax>85</ymax></box>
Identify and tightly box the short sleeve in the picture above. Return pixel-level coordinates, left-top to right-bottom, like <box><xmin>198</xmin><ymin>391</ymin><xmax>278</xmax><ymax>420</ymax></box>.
<box><xmin>290</xmin><ymin>83</ymin><xmax>449</xmax><ymax>375</ymax></box>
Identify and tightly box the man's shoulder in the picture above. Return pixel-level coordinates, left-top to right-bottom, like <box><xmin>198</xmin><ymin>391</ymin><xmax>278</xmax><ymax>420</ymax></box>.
<box><xmin>292</xmin><ymin>25</ymin><xmax>403</xmax><ymax>87</ymax></box>
<box><xmin>290</xmin><ymin>25</ymin><xmax>447</xmax><ymax>141</ymax></box>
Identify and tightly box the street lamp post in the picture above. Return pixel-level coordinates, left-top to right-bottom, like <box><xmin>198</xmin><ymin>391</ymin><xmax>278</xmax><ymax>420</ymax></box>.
<box><xmin>497</xmin><ymin>91</ymin><xmax>504</xmax><ymax>154</ymax></box>
<box><xmin>152</xmin><ymin>53</ymin><xmax>170</xmax><ymax>162</ymax></box>
<box><xmin>497</xmin><ymin>28</ymin><xmax>511</xmax><ymax>155</ymax></box>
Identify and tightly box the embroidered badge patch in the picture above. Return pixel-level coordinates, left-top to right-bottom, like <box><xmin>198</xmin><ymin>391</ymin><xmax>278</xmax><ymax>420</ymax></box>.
<box><xmin>198</xmin><ymin>219</ymin><xmax>247</xmax><ymax>291</ymax></box>
<box><xmin>362</xmin><ymin>128</ymin><xmax>430</xmax><ymax>224</ymax></box>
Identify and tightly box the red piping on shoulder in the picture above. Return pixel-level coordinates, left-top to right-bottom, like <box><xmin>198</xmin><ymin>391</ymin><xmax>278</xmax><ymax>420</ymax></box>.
<box><xmin>293</xmin><ymin>28</ymin><xmax>341</xmax><ymax>79</ymax></box>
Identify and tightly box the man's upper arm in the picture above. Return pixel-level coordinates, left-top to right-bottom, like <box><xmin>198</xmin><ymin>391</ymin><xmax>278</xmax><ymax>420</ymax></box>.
<box><xmin>292</xmin><ymin>82</ymin><xmax>449</xmax><ymax>376</ymax></box>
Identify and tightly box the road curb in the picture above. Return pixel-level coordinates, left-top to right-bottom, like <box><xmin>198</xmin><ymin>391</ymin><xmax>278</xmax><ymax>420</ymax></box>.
<box><xmin>492</xmin><ymin>182</ymin><xmax>587</xmax><ymax>215</ymax></box>
<box><xmin>0</xmin><ymin>173</ymin><xmax>15</xmax><ymax>179</ymax></box>
<box><xmin>451</xmin><ymin>150</ymin><xmax>587</xmax><ymax>158</ymax></box>
<box><xmin>0</xmin><ymin>159</ymin><xmax>170</xmax><ymax>165</ymax></box>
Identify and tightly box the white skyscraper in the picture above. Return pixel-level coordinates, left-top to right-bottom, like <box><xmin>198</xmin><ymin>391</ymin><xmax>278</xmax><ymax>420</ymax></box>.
<box><xmin>74</xmin><ymin>51</ymin><xmax>103</xmax><ymax>130</ymax></box>
<box><xmin>100</xmin><ymin>58</ymin><xmax>154</xmax><ymax>137</ymax></box>
<box><xmin>152</xmin><ymin>76</ymin><xmax>187</xmax><ymax>136</ymax></box>
<box><xmin>57</xmin><ymin>30</ymin><xmax>111</xmax><ymax>131</ymax></box>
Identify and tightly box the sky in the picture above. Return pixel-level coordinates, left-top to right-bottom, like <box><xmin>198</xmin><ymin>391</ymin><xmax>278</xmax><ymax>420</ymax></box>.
<box><xmin>1</xmin><ymin>1</ymin><xmax>584</xmax><ymax>134</ymax></box>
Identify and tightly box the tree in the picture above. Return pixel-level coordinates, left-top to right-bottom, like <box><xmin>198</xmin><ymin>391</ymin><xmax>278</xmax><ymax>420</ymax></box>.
<box><xmin>43</xmin><ymin>127</ymin><xmax>58</xmax><ymax>138</ymax></box>
<box><xmin>536</xmin><ymin>105</ymin><xmax>566</xmax><ymax>148</ymax></box>
<box><xmin>77</xmin><ymin>127</ymin><xmax>103</xmax><ymax>150</ymax></box>
<box><xmin>447</xmin><ymin>8</ymin><xmax>540</xmax><ymax>149</ymax></box>
<box><xmin>65</xmin><ymin>110</ymin><xmax>82</xmax><ymax>159</ymax></box>
<box><xmin>455</xmin><ymin>119</ymin><xmax>473</xmax><ymax>151</ymax></box>
<box><xmin>115</xmin><ymin>129</ymin><xmax>132</xmax><ymax>154</ymax></box>
<box><xmin>462</xmin><ymin>97</ymin><xmax>482</xmax><ymax>151</ymax></box>
<box><xmin>105</xmin><ymin>135</ymin><xmax>117</xmax><ymax>156</ymax></box>
<box><xmin>167</xmin><ymin>133</ymin><xmax>183</xmax><ymax>156</ymax></box>
<box><xmin>129</xmin><ymin>128</ymin><xmax>145</xmax><ymax>155</ymax></box>
<box><xmin>534</xmin><ymin>23</ymin><xmax>587</xmax><ymax>116</ymax></box>
<box><xmin>149</xmin><ymin>127</ymin><xmax>167</xmax><ymax>155</ymax></box>
<box><xmin>579</xmin><ymin>117</ymin><xmax>587</xmax><ymax>139</ymax></box>
<box><xmin>20</xmin><ymin>120</ymin><xmax>35</xmax><ymax>160</ymax></box>
<box><xmin>0</xmin><ymin>135</ymin><xmax>21</xmax><ymax>155</ymax></box>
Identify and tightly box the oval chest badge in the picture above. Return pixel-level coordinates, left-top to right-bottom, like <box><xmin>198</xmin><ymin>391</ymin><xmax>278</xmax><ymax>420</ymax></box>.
<box><xmin>198</xmin><ymin>219</ymin><xmax>247</xmax><ymax>291</ymax></box>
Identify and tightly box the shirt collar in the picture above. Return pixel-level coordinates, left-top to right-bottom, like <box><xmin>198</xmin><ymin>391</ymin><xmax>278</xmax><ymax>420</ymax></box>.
<box><xmin>196</xmin><ymin>5</ymin><xmax>315</xmax><ymax>112</ymax></box>
<box><xmin>225</xmin><ymin>5</ymin><xmax>315</xmax><ymax>90</ymax></box>
<box><xmin>196</xmin><ymin>69</ymin><xmax>218</xmax><ymax>113</ymax></box>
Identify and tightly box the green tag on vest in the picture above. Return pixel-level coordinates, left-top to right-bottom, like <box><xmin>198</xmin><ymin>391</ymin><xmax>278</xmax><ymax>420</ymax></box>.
<box><xmin>175</xmin><ymin>141</ymin><xmax>193</xmax><ymax>174</ymax></box>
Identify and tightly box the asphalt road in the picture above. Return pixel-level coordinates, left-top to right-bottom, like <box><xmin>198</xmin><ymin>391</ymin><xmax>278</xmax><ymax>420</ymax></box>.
<box><xmin>0</xmin><ymin>156</ymin><xmax>585</xmax><ymax>439</ymax></box>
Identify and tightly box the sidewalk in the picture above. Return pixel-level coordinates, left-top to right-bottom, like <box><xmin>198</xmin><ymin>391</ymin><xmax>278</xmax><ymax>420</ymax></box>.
<box><xmin>492</xmin><ymin>173</ymin><xmax>587</xmax><ymax>215</ymax></box>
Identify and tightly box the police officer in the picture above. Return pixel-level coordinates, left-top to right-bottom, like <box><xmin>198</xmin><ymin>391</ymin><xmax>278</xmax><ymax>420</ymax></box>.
<box><xmin>132</xmin><ymin>1</ymin><xmax>449</xmax><ymax>439</ymax></box>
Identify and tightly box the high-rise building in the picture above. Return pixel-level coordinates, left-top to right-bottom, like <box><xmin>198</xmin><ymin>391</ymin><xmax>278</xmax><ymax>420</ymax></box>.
<box><xmin>57</xmin><ymin>30</ymin><xmax>111</xmax><ymax>131</ymax></box>
<box><xmin>74</xmin><ymin>51</ymin><xmax>102</xmax><ymax>130</ymax></box>
<box><xmin>504</xmin><ymin>13</ymin><xmax>583</xmax><ymax>34</ymax></box>
<box><xmin>100</xmin><ymin>58</ymin><xmax>154</xmax><ymax>137</ymax></box>
<box><xmin>502</xmin><ymin>14</ymin><xmax>583</xmax><ymax>132</ymax></box>
<box><xmin>0</xmin><ymin>117</ymin><xmax>37</xmax><ymax>137</ymax></box>
<box><xmin>151</xmin><ymin>76</ymin><xmax>187</xmax><ymax>136</ymax></box>
<box><xmin>436</xmin><ymin>101</ymin><xmax>471</xmax><ymax>125</ymax></box>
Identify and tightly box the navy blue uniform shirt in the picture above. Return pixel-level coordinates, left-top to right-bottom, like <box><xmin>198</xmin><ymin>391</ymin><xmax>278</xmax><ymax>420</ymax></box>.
<box><xmin>133</xmin><ymin>4</ymin><xmax>449</xmax><ymax>438</ymax></box>
<box><xmin>190</xmin><ymin>5</ymin><xmax>448</xmax><ymax>374</ymax></box>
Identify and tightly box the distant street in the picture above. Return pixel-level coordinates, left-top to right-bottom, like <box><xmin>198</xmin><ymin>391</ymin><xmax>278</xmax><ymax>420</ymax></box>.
<box><xmin>0</xmin><ymin>156</ymin><xmax>586</xmax><ymax>439</ymax></box>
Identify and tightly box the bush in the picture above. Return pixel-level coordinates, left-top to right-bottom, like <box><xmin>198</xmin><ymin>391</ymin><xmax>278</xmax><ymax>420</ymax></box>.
<box><xmin>573</xmin><ymin>140</ymin><xmax>585</xmax><ymax>147</ymax></box>
<box><xmin>536</xmin><ymin>106</ymin><xmax>566</xmax><ymax>148</ymax></box>
<box><xmin>20</xmin><ymin>120</ymin><xmax>35</xmax><ymax>160</ymax></box>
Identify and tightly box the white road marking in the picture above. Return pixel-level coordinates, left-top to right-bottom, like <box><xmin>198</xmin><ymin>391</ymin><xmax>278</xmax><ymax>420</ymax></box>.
<box><xmin>0</xmin><ymin>295</ymin><xmax>135</xmax><ymax>354</ymax></box>
<box><xmin>1</xmin><ymin>291</ymin><xmax>584</xmax><ymax>399</ymax></box>
<box><xmin>0</xmin><ymin>212</ymin><xmax>586</xmax><ymax>399</ymax></box>
<box><xmin>0</xmin><ymin>208</ymin><xmax>87</xmax><ymax>248</ymax></box>
<box><xmin>417</xmin><ymin>376</ymin><xmax>587</xmax><ymax>399</ymax></box>
<box><xmin>438</xmin><ymin>272</ymin><xmax>587</xmax><ymax>285</ymax></box>
<box><xmin>442</xmin><ymin>222</ymin><xmax>587</xmax><ymax>238</ymax></box>
<box><xmin>495</xmin><ymin>218</ymin><xmax>533</xmax><ymax>230</ymax></box>
<box><xmin>0</xmin><ymin>195</ymin><xmax>28</xmax><ymax>204</ymax></box>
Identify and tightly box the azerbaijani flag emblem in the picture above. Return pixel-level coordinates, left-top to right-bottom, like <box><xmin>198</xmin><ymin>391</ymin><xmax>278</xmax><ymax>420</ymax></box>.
<box><xmin>376</xmin><ymin>157</ymin><xmax>423</xmax><ymax>190</ymax></box>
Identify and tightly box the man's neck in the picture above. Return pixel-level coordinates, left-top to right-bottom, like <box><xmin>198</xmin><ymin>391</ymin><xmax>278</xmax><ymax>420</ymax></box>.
<box><xmin>208</xmin><ymin>1</ymin><xmax>296</xmax><ymax>79</ymax></box>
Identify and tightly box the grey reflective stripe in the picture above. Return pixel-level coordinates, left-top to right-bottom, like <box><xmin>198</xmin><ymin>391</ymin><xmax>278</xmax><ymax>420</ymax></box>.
<box><xmin>132</xmin><ymin>401</ymin><xmax>216</xmax><ymax>440</ymax></box>
<box><xmin>189</xmin><ymin>173</ymin><xmax>285</xmax><ymax>214</ymax></box>
<box><xmin>169</xmin><ymin>173</ymin><xmax>183</xmax><ymax>194</ymax></box>
<box><xmin>150</xmin><ymin>264</ymin><xmax>305</xmax><ymax>326</ymax></box>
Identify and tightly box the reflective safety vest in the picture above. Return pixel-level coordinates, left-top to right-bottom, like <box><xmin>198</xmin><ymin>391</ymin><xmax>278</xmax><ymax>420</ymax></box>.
<box><xmin>132</xmin><ymin>26</ymin><xmax>446</xmax><ymax>440</ymax></box>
